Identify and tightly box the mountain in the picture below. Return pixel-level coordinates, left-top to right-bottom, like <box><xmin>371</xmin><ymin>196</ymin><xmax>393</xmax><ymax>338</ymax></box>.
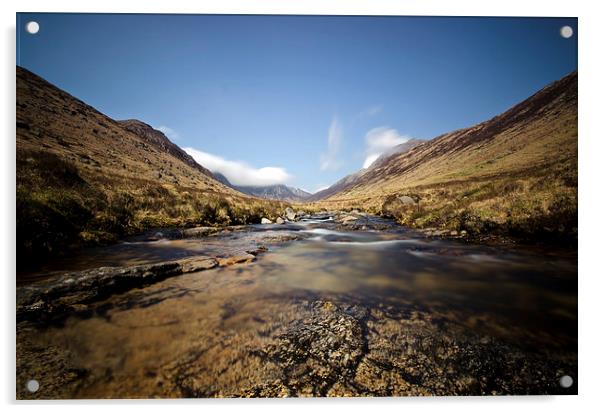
<box><xmin>236</xmin><ymin>185</ymin><xmax>312</xmax><ymax>202</ymax></box>
<box><xmin>213</xmin><ymin>172</ymin><xmax>311</xmax><ymax>202</ymax></box>
<box><xmin>118</xmin><ymin>119</ymin><xmax>216</xmax><ymax>179</ymax></box>
<box><xmin>308</xmin><ymin>139</ymin><xmax>424</xmax><ymax>201</ymax></box>
<box><xmin>16</xmin><ymin>66</ymin><xmax>286</xmax><ymax>266</ymax></box>
<box><xmin>312</xmin><ymin>72</ymin><xmax>577</xmax><ymax>240</ymax></box>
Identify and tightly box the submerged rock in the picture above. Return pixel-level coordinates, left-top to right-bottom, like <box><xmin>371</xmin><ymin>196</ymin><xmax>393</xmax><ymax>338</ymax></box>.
<box><xmin>181</xmin><ymin>227</ymin><xmax>221</xmax><ymax>238</ymax></box>
<box><xmin>217</xmin><ymin>253</ymin><xmax>256</xmax><ymax>267</ymax></box>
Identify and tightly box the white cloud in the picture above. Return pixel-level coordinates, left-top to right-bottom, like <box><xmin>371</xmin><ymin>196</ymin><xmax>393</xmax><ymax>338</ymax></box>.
<box><xmin>362</xmin><ymin>154</ymin><xmax>381</xmax><ymax>169</ymax></box>
<box><xmin>320</xmin><ymin>117</ymin><xmax>344</xmax><ymax>171</ymax></box>
<box><xmin>313</xmin><ymin>184</ymin><xmax>331</xmax><ymax>193</ymax></box>
<box><xmin>183</xmin><ymin>147</ymin><xmax>292</xmax><ymax>186</ymax></box>
<box><xmin>362</xmin><ymin>127</ymin><xmax>411</xmax><ymax>169</ymax></box>
<box><xmin>156</xmin><ymin>125</ymin><xmax>179</xmax><ymax>141</ymax></box>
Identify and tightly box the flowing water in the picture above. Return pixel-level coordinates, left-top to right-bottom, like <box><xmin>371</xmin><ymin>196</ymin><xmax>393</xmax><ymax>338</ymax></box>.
<box><xmin>16</xmin><ymin>214</ymin><xmax>578</xmax><ymax>398</ymax></box>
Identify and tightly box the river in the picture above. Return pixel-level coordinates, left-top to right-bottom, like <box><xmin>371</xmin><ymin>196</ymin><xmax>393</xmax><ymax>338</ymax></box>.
<box><xmin>16</xmin><ymin>213</ymin><xmax>578</xmax><ymax>398</ymax></box>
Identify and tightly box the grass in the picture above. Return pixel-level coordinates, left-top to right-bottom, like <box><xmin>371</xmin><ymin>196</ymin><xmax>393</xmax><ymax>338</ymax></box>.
<box><xmin>305</xmin><ymin>164</ymin><xmax>577</xmax><ymax>244</ymax></box>
<box><xmin>17</xmin><ymin>149</ymin><xmax>288</xmax><ymax>267</ymax></box>
<box><xmin>304</xmin><ymin>73</ymin><xmax>577</xmax><ymax>245</ymax></box>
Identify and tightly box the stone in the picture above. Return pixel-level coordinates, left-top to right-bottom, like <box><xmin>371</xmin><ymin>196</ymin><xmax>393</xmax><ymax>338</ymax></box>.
<box><xmin>284</xmin><ymin>207</ymin><xmax>296</xmax><ymax>221</ymax></box>
<box><xmin>276</xmin><ymin>217</ymin><xmax>285</xmax><ymax>224</ymax></box>
<box><xmin>179</xmin><ymin>257</ymin><xmax>219</xmax><ymax>273</ymax></box>
<box><xmin>261</xmin><ymin>218</ymin><xmax>272</xmax><ymax>224</ymax></box>
<box><xmin>217</xmin><ymin>253</ymin><xmax>256</xmax><ymax>267</ymax></box>
<box><xmin>398</xmin><ymin>195</ymin><xmax>416</xmax><ymax>205</ymax></box>
<box><xmin>182</xmin><ymin>227</ymin><xmax>219</xmax><ymax>238</ymax></box>
<box><xmin>341</xmin><ymin>215</ymin><xmax>358</xmax><ymax>224</ymax></box>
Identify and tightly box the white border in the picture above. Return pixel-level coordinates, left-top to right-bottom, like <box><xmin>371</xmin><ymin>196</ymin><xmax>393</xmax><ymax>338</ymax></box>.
<box><xmin>2</xmin><ymin>1</ymin><xmax>601</xmax><ymax>412</ymax></box>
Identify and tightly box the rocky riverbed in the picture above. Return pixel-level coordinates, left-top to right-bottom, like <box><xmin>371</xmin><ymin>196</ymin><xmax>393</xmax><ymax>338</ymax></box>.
<box><xmin>16</xmin><ymin>211</ymin><xmax>577</xmax><ymax>398</ymax></box>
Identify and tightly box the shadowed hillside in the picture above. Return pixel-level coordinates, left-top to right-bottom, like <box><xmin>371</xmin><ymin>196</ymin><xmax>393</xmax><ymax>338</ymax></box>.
<box><xmin>309</xmin><ymin>72</ymin><xmax>578</xmax><ymax>242</ymax></box>
<box><xmin>16</xmin><ymin>66</ymin><xmax>287</xmax><ymax>268</ymax></box>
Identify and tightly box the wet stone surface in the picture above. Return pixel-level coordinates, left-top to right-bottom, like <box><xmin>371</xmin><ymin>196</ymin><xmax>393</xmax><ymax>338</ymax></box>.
<box><xmin>16</xmin><ymin>213</ymin><xmax>577</xmax><ymax>398</ymax></box>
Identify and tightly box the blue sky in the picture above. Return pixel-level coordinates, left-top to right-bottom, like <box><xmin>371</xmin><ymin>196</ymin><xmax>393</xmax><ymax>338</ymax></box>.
<box><xmin>17</xmin><ymin>14</ymin><xmax>577</xmax><ymax>192</ymax></box>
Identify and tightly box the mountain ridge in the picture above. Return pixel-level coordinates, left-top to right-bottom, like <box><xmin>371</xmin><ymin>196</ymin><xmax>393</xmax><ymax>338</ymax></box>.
<box><xmin>117</xmin><ymin>119</ymin><xmax>217</xmax><ymax>179</ymax></box>
<box><xmin>213</xmin><ymin>172</ymin><xmax>311</xmax><ymax>202</ymax></box>
<box><xmin>308</xmin><ymin>138</ymin><xmax>425</xmax><ymax>201</ymax></box>
<box><xmin>309</xmin><ymin>71</ymin><xmax>577</xmax><ymax>241</ymax></box>
<box><xmin>16</xmin><ymin>66</ymin><xmax>287</xmax><ymax>266</ymax></box>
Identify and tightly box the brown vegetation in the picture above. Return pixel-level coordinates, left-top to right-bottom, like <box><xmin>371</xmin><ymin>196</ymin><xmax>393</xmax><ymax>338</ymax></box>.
<box><xmin>307</xmin><ymin>72</ymin><xmax>578</xmax><ymax>243</ymax></box>
<box><xmin>16</xmin><ymin>66</ymin><xmax>287</xmax><ymax>267</ymax></box>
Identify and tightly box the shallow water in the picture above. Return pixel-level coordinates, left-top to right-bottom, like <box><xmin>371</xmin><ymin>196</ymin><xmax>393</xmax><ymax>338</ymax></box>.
<box><xmin>16</xmin><ymin>215</ymin><xmax>578</xmax><ymax>398</ymax></box>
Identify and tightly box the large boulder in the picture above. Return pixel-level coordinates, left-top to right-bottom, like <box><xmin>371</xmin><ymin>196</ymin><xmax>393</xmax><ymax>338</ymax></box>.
<box><xmin>381</xmin><ymin>194</ymin><xmax>418</xmax><ymax>219</ymax></box>
<box><xmin>276</xmin><ymin>217</ymin><xmax>285</xmax><ymax>224</ymax></box>
<box><xmin>284</xmin><ymin>207</ymin><xmax>296</xmax><ymax>221</ymax></box>
<box><xmin>398</xmin><ymin>195</ymin><xmax>416</xmax><ymax>205</ymax></box>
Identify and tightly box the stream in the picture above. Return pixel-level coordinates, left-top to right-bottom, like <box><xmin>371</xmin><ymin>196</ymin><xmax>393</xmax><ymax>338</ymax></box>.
<box><xmin>16</xmin><ymin>213</ymin><xmax>578</xmax><ymax>398</ymax></box>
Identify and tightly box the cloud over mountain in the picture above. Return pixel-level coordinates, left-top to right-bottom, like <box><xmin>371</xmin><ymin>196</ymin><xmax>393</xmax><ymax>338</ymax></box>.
<box><xmin>363</xmin><ymin>127</ymin><xmax>411</xmax><ymax>168</ymax></box>
<box><xmin>183</xmin><ymin>147</ymin><xmax>291</xmax><ymax>186</ymax></box>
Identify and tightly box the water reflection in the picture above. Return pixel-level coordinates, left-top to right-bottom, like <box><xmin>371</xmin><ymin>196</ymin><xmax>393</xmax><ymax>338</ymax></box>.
<box><xmin>16</xmin><ymin>215</ymin><xmax>577</xmax><ymax>397</ymax></box>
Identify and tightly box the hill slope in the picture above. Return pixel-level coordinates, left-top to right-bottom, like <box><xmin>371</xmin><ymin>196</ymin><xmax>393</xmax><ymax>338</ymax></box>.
<box><xmin>308</xmin><ymin>139</ymin><xmax>424</xmax><ymax>201</ymax></box>
<box><xmin>213</xmin><ymin>172</ymin><xmax>311</xmax><ymax>202</ymax></box>
<box><xmin>312</xmin><ymin>72</ymin><xmax>578</xmax><ymax>240</ymax></box>
<box><xmin>117</xmin><ymin>119</ymin><xmax>217</xmax><ymax>179</ymax></box>
<box><xmin>16</xmin><ymin>66</ymin><xmax>286</xmax><ymax>266</ymax></box>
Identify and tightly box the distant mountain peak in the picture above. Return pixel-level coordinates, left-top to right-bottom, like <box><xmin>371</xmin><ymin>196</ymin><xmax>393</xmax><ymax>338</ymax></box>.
<box><xmin>212</xmin><ymin>172</ymin><xmax>310</xmax><ymax>202</ymax></box>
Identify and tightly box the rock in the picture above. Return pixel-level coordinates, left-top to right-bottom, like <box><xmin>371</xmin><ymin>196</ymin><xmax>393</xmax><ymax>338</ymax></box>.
<box><xmin>398</xmin><ymin>195</ymin><xmax>416</xmax><ymax>205</ymax></box>
<box><xmin>181</xmin><ymin>227</ymin><xmax>220</xmax><ymax>238</ymax></box>
<box><xmin>450</xmin><ymin>230</ymin><xmax>458</xmax><ymax>236</ymax></box>
<box><xmin>276</xmin><ymin>217</ymin><xmax>285</xmax><ymax>224</ymax></box>
<box><xmin>284</xmin><ymin>207</ymin><xmax>296</xmax><ymax>221</ymax></box>
<box><xmin>217</xmin><ymin>253</ymin><xmax>256</xmax><ymax>267</ymax></box>
<box><xmin>460</xmin><ymin>230</ymin><xmax>468</xmax><ymax>236</ymax></box>
<box><xmin>261</xmin><ymin>218</ymin><xmax>272</xmax><ymax>224</ymax></box>
<box><xmin>16</xmin><ymin>256</ymin><xmax>220</xmax><ymax>320</ymax></box>
<box><xmin>179</xmin><ymin>257</ymin><xmax>220</xmax><ymax>273</ymax></box>
<box><xmin>341</xmin><ymin>215</ymin><xmax>359</xmax><ymax>224</ymax></box>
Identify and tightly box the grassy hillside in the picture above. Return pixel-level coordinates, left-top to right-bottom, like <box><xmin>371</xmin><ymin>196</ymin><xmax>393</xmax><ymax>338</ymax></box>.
<box><xmin>307</xmin><ymin>139</ymin><xmax>425</xmax><ymax>202</ymax></box>
<box><xmin>16</xmin><ymin>66</ymin><xmax>287</xmax><ymax>267</ymax></box>
<box><xmin>308</xmin><ymin>72</ymin><xmax>577</xmax><ymax>242</ymax></box>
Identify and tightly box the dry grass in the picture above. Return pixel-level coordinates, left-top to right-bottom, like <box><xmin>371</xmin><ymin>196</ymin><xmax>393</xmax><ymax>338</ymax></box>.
<box><xmin>16</xmin><ymin>67</ymin><xmax>288</xmax><ymax>266</ymax></box>
<box><xmin>17</xmin><ymin>149</ymin><xmax>288</xmax><ymax>265</ymax></box>
<box><xmin>306</xmin><ymin>72</ymin><xmax>578</xmax><ymax>243</ymax></box>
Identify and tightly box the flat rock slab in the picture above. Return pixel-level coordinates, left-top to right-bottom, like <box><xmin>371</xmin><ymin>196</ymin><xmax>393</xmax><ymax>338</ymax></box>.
<box><xmin>17</xmin><ymin>256</ymin><xmax>224</xmax><ymax>321</ymax></box>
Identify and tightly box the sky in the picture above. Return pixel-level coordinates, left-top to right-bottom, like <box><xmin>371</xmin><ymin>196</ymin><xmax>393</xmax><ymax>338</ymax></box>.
<box><xmin>17</xmin><ymin>14</ymin><xmax>577</xmax><ymax>192</ymax></box>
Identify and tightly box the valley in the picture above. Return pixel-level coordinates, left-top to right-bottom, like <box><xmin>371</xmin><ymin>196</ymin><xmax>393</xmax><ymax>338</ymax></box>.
<box><xmin>16</xmin><ymin>66</ymin><xmax>578</xmax><ymax>398</ymax></box>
